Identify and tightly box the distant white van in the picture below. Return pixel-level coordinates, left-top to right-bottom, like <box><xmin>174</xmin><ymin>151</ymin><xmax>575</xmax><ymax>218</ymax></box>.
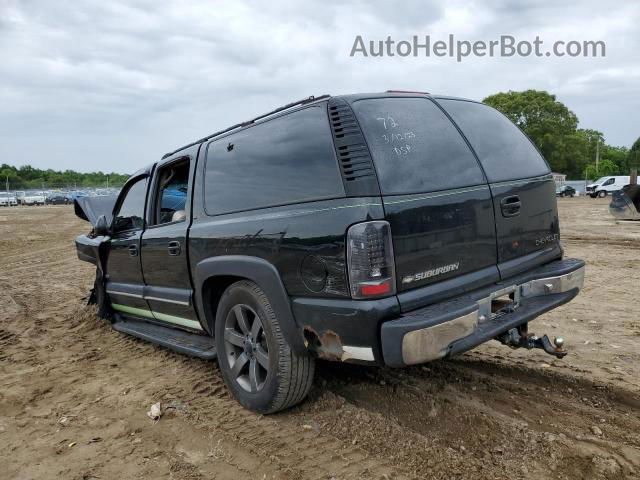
<box><xmin>586</xmin><ymin>176</ymin><xmax>630</xmax><ymax>198</ymax></box>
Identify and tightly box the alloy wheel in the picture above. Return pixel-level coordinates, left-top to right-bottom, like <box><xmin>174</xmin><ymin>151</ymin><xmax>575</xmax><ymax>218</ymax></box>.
<box><xmin>223</xmin><ymin>304</ymin><xmax>270</xmax><ymax>393</ymax></box>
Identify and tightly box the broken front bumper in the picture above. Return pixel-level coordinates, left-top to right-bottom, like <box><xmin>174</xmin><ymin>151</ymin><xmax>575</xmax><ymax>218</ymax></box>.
<box><xmin>380</xmin><ymin>258</ymin><xmax>585</xmax><ymax>367</ymax></box>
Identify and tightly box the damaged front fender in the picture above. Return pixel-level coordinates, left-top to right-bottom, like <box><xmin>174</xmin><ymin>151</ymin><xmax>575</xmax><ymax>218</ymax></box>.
<box><xmin>75</xmin><ymin>234</ymin><xmax>109</xmax><ymax>270</ymax></box>
<box><xmin>74</xmin><ymin>195</ymin><xmax>117</xmax><ymax>274</ymax></box>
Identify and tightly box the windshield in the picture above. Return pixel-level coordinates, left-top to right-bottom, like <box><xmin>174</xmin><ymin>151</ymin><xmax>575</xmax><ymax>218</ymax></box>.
<box><xmin>593</xmin><ymin>177</ymin><xmax>609</xmax><ymax>184</ymax></box>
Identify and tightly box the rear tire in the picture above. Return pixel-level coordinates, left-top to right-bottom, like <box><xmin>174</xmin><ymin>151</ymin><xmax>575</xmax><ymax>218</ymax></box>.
<box><xmin>214</xmin><ymin>280</ymin><xmax>315</xmax><ymax>414</ymax></box>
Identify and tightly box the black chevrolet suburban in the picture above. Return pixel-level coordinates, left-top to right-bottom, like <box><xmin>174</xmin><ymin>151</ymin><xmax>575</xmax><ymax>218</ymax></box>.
<box><xmin>75</xmin><ymin>92</ymin><xmax>585</xmax><ymax>413</ymax></box>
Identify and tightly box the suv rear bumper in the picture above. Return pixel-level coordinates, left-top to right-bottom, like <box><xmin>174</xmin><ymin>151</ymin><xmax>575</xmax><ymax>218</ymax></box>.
<box><xmin>382</xmin><ymin>258</ymin><xmax>584</xmax><ymax>367</ymax></box>
<box><xmin>291</xmin><ymin>258</ymin><xmax>585</xmax><ymax>366</ymax></box>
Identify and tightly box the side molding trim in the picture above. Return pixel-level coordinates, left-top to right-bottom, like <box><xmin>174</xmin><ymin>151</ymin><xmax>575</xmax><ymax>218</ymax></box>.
<box><xmin>111</xmin><ymin>303</ymin><xmax>204</xmax><ymax>331</ymax></box>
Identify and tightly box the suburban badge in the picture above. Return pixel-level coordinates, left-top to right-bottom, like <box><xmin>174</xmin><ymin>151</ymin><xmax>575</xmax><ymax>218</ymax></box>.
<box><xmin>402</xmin><ymin>262</ymin><xmax>460</xmax><ymax>284</ymax></box>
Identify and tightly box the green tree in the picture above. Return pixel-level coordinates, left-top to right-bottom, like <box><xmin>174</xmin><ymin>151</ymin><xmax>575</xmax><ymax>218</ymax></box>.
<box><xmin>585</xmin><ymin>159</ymin><xmax>618</xmax><ymax>180</ymax></box>
<box><xmin>600</xmin><ymin>145</ymin><xmax>629</xmax><ymax>175</ymax></box>
<box><xmin>629</xmin><ymin>137</ymin><xmax>640</xmax><ymax>170</ymax></box>
<box><xmin>0</xmin><ymin>163</ymin><xmax>129</xmax><ymax>190</ymax></box>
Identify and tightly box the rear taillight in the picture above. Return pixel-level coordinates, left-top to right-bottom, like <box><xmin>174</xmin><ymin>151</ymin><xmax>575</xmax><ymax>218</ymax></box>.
<box><xmin>346</xmin><ymin>221</ymin><xmax>396</xmax><ymax>299</ymax></box>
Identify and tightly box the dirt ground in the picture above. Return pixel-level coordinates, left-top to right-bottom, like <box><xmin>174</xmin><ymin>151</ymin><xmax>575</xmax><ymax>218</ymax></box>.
<box><xmin>1</xmin><ymin>197</ymin><xmax>639</xmax><ymax>480</ymax></box>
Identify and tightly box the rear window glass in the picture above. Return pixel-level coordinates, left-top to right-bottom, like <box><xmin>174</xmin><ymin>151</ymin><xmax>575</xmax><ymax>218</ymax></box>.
<box><xmin>204</xmin><ymin>106</ymin><xmax>344</xmax><ymax>215</ymax></box>
<box><xmin>438</xmin><ymin>99</ymin><xmax>550</xmax><ymax>183</ymax></box>
<box><xmin>351</xmin><ymin>97</ymin><xmax>485</xmax><ymax>195</ymax></box>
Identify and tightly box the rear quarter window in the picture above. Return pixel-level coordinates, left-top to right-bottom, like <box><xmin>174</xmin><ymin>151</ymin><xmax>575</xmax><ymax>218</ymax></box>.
<box><xmin>204</xmin><ymin>106</ymin><xmax>344</xmax><ymax>215</ymax></box>
<box><xmin>438</xmin><ymin>99</ymin><xmax>550</xmax><ymax>183</ymax></box>
<box><xmin>351</xmin><ymin>97</ymin><xmax>486</xmax><ymax>195</ymax></box>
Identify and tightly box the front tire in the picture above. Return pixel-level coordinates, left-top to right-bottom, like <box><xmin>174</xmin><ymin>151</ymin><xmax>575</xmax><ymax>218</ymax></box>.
<box><xmin>598</xmin><ymin>190</ymin><xmax>608</xmax><ymax>198</ymax></box>
<box><xmin>214</xmin><ymin>280</ymin><xmax>315</xmax><ymax>414</ymax></box>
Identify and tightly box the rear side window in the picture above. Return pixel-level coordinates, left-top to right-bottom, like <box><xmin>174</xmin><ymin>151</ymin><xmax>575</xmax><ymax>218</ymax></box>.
<box><xmin>438</xmin><ymin>99</ymin><xmax>550</xmax><ymax>183</ymax></box>
<box><xmin>204</xmin><ymin>106</ymin><xmax>344</xmax><ymax>215</ymax></box>
<box><xmin>351</xmin><ymin>97</ymin><xmax>485</xmax><ymax>195</ymax></box>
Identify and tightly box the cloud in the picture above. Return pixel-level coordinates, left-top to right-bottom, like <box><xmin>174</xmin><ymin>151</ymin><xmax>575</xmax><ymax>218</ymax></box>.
<box><xmin>0</xmin><ymin>0</ymin><xmax>638</xmax><ymax>173</ymax></box>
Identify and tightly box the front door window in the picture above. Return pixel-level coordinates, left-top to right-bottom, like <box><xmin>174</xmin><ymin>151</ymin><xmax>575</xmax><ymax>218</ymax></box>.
<box><xmin>113</xmin><ymin>178</ymin><xmax>147</xmax><ymax>232</ymax></box>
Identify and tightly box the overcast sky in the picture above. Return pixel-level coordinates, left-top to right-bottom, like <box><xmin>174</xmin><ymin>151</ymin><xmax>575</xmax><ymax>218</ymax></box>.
<box><xmin>1</xmin><ymin>0</ymin><xmax>639</xmax><ymax>174</ymax></box>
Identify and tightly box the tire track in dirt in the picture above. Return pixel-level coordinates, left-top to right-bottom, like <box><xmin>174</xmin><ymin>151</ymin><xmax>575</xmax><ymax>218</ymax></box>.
<box><xmin>314</xmin><ymin>359</ymin><xmax>640</xmax><ymax>479</ymax></box>
<box><xmin>40</xmin><ymin>306</ymin><xmax>411</xmax><ymax>480</ymax></box>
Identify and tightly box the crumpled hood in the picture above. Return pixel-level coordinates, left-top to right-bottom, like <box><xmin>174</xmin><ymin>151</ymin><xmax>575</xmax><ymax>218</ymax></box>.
<box><xmin>74</xmin><ymin>195</ymin><xmax>118</xmax><ymax>226</ymax></box>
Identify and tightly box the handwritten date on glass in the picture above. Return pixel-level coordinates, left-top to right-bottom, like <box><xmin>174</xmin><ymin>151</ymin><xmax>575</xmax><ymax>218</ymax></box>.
<box><xmin>381</xmin><ymin>131</ymin><xmax>416</xmax><ymax>144</ymax></box>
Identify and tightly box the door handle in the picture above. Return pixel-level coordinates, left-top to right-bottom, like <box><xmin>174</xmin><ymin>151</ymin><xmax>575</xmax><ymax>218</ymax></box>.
<box><xmin>500</xmin><ymin>195</ymin><xmax>521</xmax><ymax>217</ymax></box>
<box><xmin>168</xmin><ymin>240</ymin><xmax>181</xmax><ymax>256</ymax></box>
<box><xmin>128</xmin><ymin>244</ymin><xmax>139</xmax><ymax>257</ymax></box>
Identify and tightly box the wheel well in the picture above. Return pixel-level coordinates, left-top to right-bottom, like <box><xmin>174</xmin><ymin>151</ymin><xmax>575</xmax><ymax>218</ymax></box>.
<box><xmin>201</xmin><ymin>275</ymin><xmax>245</xmax><ymax>333</ymax></box>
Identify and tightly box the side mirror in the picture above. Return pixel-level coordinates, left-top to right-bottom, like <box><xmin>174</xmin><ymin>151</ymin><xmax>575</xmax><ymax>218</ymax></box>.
<box><xmin>95</xmin><ymin>215</ymin><xmax>110</xmax><ymax>236</ymax></box>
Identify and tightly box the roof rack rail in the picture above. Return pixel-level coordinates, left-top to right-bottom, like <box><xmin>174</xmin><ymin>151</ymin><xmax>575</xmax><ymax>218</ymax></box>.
<box><xmin>386</xmin><ymin>89</ymin><xmax>430</xmax><ymax>94</ymax></box>
<box><xmin>161</xmin><ymin>94</ymin><xmax>331</xmax><ymax>159</ymax></box>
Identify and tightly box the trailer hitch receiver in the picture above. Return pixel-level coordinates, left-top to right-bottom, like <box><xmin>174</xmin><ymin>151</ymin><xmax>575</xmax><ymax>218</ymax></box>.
<box><xmin>496</xmin><ymin>323</ymin><xmax>568</xmax><ymax>359</ymax></box>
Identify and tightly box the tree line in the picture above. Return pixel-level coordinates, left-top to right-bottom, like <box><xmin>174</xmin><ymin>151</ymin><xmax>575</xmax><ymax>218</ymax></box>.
<box><xmin>0</xmin><ymin>164</ymin><xmax>129</xmax><ymax>190</ymax></box>
<box><xmin>483</xmin><ymin>90</ymin><xmax>639</xmax><ymax>179</ymax></box>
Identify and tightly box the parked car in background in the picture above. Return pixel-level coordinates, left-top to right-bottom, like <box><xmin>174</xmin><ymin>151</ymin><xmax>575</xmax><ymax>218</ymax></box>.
<box><xmin>46</xmin><ymin>192</ymin><xmax>70</xmax><ymax>205</ymax></box>
<box><xmin>0</xmin><ymin>192</ymin><xmax>18</xmax><ymax>206</ymax></box>
<box><xmin>586</xmin><ymin>176</ymin><xmax>630</xmax><ymax>198</ymax></box>
<box><xmin>556</xmin><ymin>185</ymin><xmax>576</xmax><ymax>197</ymax></box>
<box><xmin>74</xmin><ymin>92</ymin><xmax>585</xmax><ymax>414</ymax></box>
<box><xmin>68</xmin><ymin>191</ymin><xmax>88</xmax><ymax>202</ymax></box>
<box><xmin>16</xmin><ymin>191</ymin><xmax>46</xmax><ymax>205</ymax></box>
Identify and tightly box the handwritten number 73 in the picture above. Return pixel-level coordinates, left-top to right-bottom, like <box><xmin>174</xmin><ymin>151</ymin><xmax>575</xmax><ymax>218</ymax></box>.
<box><xmin>376</xmin><ymin>116</ymin><xmax>398</xmax><ymax>129</ymax></box>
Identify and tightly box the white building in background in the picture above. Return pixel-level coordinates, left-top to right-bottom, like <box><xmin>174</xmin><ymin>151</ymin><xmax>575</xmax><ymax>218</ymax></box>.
<box><xmin>552</xmin><ymin>172</ymin><xmax>566</xmax><ymax>185</ymax></box>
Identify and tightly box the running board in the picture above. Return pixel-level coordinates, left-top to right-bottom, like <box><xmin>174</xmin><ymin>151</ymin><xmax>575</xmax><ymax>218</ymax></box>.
<box><xmin>112</xmin><ymin>318</ymin><xmax>217</xmax><ymax>360</ymax></box>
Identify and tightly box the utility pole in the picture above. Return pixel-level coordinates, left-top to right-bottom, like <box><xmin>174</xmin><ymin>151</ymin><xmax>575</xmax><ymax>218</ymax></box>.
<box><xmin>595</xmin><ymin>139</ymin><xmax>600</xmax><ymax>174</ymax></box>
<box><xmin>5</xmin><ymin>175</ymin><xmax>8</xmax><ymax>194</ymax></box>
